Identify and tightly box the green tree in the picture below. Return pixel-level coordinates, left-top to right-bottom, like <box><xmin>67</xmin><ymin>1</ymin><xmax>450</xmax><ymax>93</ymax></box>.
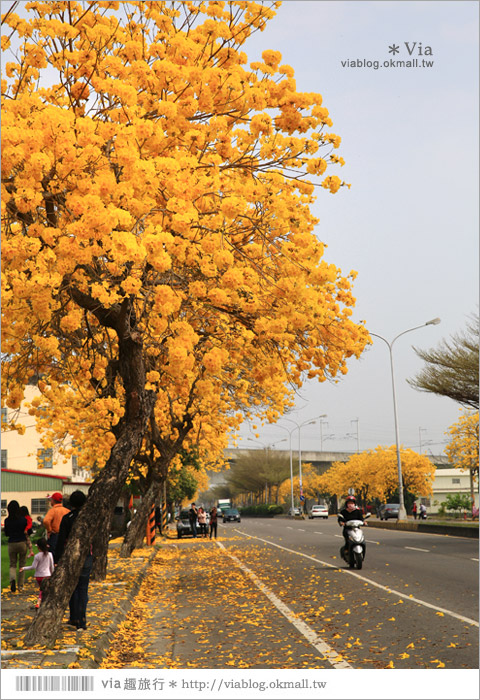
<box><xmin>408</xmin><ymin>313</ymin><xmax>479</xmax><ymax>409</ymax></box>
<box><xmin>224</xmin><ymin>449</ymin><xmax>292</xmax><ymax>504</ymax></box>
<box><xmin>442</xmin><ymin>493</ymin><xmax>472</xmax><ymax>517</ymax></box>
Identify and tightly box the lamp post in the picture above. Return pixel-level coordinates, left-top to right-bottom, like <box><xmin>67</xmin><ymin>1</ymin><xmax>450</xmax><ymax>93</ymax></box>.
<box><xmin>370</xmin><ymin>317</ymin><xmax>441</xmax><ymax>520</ymax></box>
<box><xmin>319</xmin><ymin>418</ymin><xmax>329</xmax><ymax>452</ymax></box>
<box><xmin>281</xmin><ymin>414</ymin><xmax>327</xmax><ymax>513</ymax></box>
<box><xmin>271</xmin><ymin>425</ymin><xmax>298</xmax><ymax>516</ymax></box>
<box><xmin>248</xmin><ymin>437</ymin><xmax>287</xmax><ymax>504</ymax></box>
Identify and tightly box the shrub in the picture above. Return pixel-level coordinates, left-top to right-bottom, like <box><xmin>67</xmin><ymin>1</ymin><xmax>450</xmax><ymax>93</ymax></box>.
<box><xmin>239</xmin><ymin>504</ymin><xmax>284</xmax><ymax>517</ymax></box>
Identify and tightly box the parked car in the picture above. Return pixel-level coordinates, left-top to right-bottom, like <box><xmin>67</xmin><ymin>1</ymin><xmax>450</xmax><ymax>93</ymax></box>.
<box><xmin>288</xmin><ymin>507</ymin><xmax>302</xmax><ymax>516</ymax></box>
<box><xmin>222</xmin><ymin>508</ymin><xmax>241</xmax><ymax>523</ymax></box>
<box><xmin>378</xmin><ymin>503</ymin><xmax>400</xmax><ymax>520</ymax></box>
<box><xmin>309</xmin><ymin>504</ymin><xmax>329</xmax><ymax>519</ymax></box>
<box><xmin>176</xmin><ymin>508</ymin><xmax>196</xmax><ymax>538</ymax></box>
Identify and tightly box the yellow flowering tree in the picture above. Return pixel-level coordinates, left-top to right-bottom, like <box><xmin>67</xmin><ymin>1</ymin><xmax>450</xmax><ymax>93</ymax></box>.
<box><xmin>445</xmin><ymin>411</ymin><xmax>479</xmax><ymax>509</ymax></box>
<box><xmin>277</xmin><ymin>463</ymin><xmax>326</xmax><ymax>507</ymax></box>
<box><xmin>2</xmin><ymin>1</ymin><xmax>369</xmax><ymax>644</ymax></box>
<box><xmin>317</xmin><ymin>447</ymin><xmax>436</xmax><ymax>504</ymax></box>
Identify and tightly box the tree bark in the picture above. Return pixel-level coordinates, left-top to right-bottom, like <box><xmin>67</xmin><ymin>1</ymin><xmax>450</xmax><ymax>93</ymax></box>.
<box><xmin>90</xmin><ymin>507</ymin><xmax>114</xmax><ymax>581</ymax></box>
<box><xmin>120</xmin><ymin>477</ymin><xmax>163</xmax><ymax>557</ymax></box>
<box><xmin>24</xmin><ymin>331</ymin><xmax>156</xmax><ymax>647</ymax></box>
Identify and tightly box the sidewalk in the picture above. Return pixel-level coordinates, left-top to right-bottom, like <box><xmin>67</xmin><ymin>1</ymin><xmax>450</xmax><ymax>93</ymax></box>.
<box><xmin>1</xmin><ymin>536</ymin><xmax>163</xmax><ymax>669</ymax></box>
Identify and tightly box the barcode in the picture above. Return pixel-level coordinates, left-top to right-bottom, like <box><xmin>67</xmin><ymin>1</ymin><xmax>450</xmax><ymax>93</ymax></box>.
<box><xmin>15</xmin><ymin>676</ymin><xmax>94</xmax><ymax>691</ymax></box>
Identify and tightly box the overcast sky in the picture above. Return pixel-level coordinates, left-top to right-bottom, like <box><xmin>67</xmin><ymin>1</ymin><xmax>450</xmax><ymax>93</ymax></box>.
<box><xmin>233</xmin><ymin>0</ymin><xmax>479</xmax><ymax>457</ymax></box>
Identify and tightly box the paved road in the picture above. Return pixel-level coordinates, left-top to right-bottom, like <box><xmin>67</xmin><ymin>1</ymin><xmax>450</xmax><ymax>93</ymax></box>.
<box><xmin>234</xmin><ymin>516</ymin><xmax>479</xmax><ymax>620</ymax></box>
<box><xmin>102</xmin><ymin>518</ymin><xmax>478</xmax><ymax>671</ymax></box>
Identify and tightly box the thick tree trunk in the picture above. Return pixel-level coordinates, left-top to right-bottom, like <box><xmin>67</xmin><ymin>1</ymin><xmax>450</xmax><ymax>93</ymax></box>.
<box><xmin>90</xmin><ymin>507</ymin><xmax>114</xmax><ymax>581</ymax></box>
<box><xmin>24</xmin><ymin>331</ymin><xmax>156</xmax><ymax>647</ymax></box>
<box><xmin>120</xmin><ymin>478</ymin><xmax>162</xmax><ymax>557</ymax></box>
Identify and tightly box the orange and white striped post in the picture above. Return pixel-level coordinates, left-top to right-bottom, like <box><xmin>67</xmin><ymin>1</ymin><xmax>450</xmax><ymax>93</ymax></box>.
<box><xmin>162</xmin><ymin>500</ymin><xmax>168</xmax><ymax>533</ymax></box>
<box><xmin>145</xmin><ymin>505</ymin><xmax>156</xmax><ymax>545</ymax></box>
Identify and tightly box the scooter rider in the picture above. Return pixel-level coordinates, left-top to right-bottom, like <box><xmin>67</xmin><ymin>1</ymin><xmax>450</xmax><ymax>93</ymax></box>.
<box><xmin>338</xmin><ymin>497</ymin><xmax>365</xmax><ymax>552</ymax></box>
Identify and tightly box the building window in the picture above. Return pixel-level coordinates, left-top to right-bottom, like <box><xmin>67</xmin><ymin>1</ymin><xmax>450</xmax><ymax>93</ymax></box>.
<box><xmin>37</xmin><ymin>448</ymin><xmax>53</xmax><ymax>469</ymax></box>
<box><xmin>31</xmin><ymin>498</ymin><xmax>50</xmax><ymax>515</ymax></box>
<box><xmin>1</xmin><ymin>449</ymin><xmax>7</xmax><ymax>470</ymax></box>
<box><xmin>452</xmin><ymin>478</ymin><xmax>460</xmax><ymax>484</ymax></box>
<box><xmin>420</xmin><ymin>497</ymin><xmax>431</xmax><ymax>507</ymax></box>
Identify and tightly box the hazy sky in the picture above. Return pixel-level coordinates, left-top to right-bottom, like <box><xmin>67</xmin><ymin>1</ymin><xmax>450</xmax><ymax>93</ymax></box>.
<box><xmin>232</xmin><ymin>0</ymin><xmax>479</xmax><ymax>456</ymax></box>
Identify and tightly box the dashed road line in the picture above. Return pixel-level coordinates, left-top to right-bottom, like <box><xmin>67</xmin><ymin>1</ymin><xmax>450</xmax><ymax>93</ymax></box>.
<box><xmin>405</xmin><ymin>546</ymin><xmax>430</xmax><ymax>553</ymax></box>
<box><xmin>234</xmin><ymin>529</ymin><xmax>479</xmax><ymax>628</ymax></box>
<box><xmin>216</xmin><ymin>541</ymin><xmax>353</xmax><ymax>669</ymax></box>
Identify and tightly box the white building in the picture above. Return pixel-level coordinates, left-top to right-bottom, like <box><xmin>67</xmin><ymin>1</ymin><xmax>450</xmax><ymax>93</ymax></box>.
<box><xmin>1</xmin><ymin>385</ymin><xmax>92</xmax><ymax>522</ymax></box>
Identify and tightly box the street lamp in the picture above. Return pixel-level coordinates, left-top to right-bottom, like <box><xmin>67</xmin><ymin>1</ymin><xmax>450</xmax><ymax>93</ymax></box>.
<box><xmin>271</xmin><ymin>424</ymin><xmax>298</xmax><ymax>516</ymax></box>
<box><xmin>370</xmin><ymin>317</ymin><xmax>441</xmax><ymax>520</ymax></box>
<box><xmin>281</xmin><ymin>414</ymin><xmax>327</xmax><ymax>513</ymax></box>
<box><xmin>247</xmin><ymin>438</ymin><xmax>287</xmax><ymax>503</ymax></box>
<box><xmin>319</xmin><ymin>418</ymin><xmax>329</xmax><ymax>452</ymax></box>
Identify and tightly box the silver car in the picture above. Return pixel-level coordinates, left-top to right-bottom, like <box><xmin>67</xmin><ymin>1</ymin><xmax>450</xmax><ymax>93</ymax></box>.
<box><xmin>378</xmin><ymin>503</ymin><xmax>400</xmax><ymax>520</ymax></box>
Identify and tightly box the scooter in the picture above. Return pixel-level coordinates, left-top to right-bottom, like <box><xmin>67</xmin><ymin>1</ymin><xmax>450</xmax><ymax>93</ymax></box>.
<box><xmin>340</xmin><ymin>513</ymin><xmax>371</xmax><ymax>570</ymax></box>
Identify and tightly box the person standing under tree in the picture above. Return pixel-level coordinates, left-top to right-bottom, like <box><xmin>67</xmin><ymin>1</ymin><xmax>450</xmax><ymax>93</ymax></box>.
<box><xmin>55</xmin><ymin>490</ymin><xmax>93</xmax><ymax>631</ymax></box>
<box><xmin>197</xmin><ymin>507</ymin><xmax>207</xmax><ymax>537</ymax></box>
<box><xmin>43</xmin><ymin>492</ymin><xmax>69</xmax><ymax>556</ymax></box>
<box><xmin>412</xmin><ymin>502</ymin><xmax>417</xmax><ymax>520</ymax></box>
<box><xmin>188</xmin><ymin>502</ymin><xmax>198</xmax><ymax>538</ymax></box>
<box><xmin>4</xmin><ymin>500</ymin><xmax>32</xmax><ymax>592</ymax></box>
<box><xmin>209</xmin><ymin>506</ymin><xmax>219</xmax><ymax>539</ymax></box>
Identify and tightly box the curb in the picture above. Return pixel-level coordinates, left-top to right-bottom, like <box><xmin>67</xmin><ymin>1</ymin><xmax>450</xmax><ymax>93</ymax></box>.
<box><xmin>367</xmin><ymin>520</ymin><xmax>479</xmax><ymax>538</ymax></box>
<box><xmin>78</xmin><ymin>544</ymin><xmax>161</xmax><ymax>668</ymax></box>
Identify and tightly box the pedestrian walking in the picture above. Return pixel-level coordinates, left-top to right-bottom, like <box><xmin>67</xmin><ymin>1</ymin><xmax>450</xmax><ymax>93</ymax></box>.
<box><xmin>209</xmin><ymin>506</ymin><xmax>219</xmax><ymax>539</ymax></box>
<box><xmin>188</xmin><ymin>502</ymin><xmax>198</xmax><ymax>538</ymax></box>
<box><xmin>20</xmin><ymin>538</ymin><xmax>54</xmax><ymax>608</ymax></box>
<box><xmin>412</xmin><ymin>502</ymin><xmax>417</xmax><ymax>520</ymax></box>
<box><xmin>55</xmin><ymin>490</ymin><xmax>93</xmax><ymax>631</ymax></box>
<box><xmin>43</xmin><ymin>492</ymin><xmax>69</xmax><ymax>556</ymax></box>
<box><xmin>20</xmin><ymin>506</ymin><xmax>33</xmax><ymax>536</ymax></box>
<box><xmin>4</xmin><ymin>500</ymin><xmax>32</xmax><ymax>592</ymax></box>
<box><xmin>197</xmin><ymin>507</ymin><xmax>207</xmax><ymax>537</ymax></box>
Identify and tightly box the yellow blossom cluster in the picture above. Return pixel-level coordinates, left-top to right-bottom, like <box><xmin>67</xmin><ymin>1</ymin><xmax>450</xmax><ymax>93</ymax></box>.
<box><xmin>315</xmin><ymin>447</ymin><xmax>436</xmax><ymax>502</ymax></box>
<box><xmin>2</xmin><ymin>1</ymin><xmax>369</xmax><ymax>480</ymax></box>
<box><xmin>445</xmin><ymin>411</ymin><xmax>479</xmax><ymax>474</ymax></box>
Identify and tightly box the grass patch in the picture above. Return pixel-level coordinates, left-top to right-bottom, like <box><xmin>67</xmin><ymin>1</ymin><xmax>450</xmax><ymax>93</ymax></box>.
<box><xmin>1</xmin><ymin>544</ymin><xmax>36</xmax><ymax>589</ymax></box>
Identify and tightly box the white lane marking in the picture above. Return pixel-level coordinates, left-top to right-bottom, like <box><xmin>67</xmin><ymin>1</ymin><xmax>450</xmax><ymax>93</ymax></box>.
<box><xmin>405</xmin><ymin>546</ymin><xmax>430</xmax><ymax>553</ymax></box>
<box><xmin>286</xmin><ymin>526</ymin><xmax>293</xmax><ymax>530</ymax></box>
<box><xmin>471</xmin><ymin>558</ymin><xmax>479</xmax><ymax>562</ymax></box>
<box><xmin>216</xmin><ymin>541</ymin><xmax>352</xmax><ymax>669</ymax></box>
<box><xmin>334</xmin><ymin>534</ymin><xmax>343</xmax><ymax>539</ymax></box>
<box><xmin>365</xmin><ymin>540</ymin><xmax>380</xmax><ymax>545</ymax></box>
<box><xmin>234</xmin><ymin>529</ymin><xmax>479</xmax><ymax>628</ymax></box>
<box><xmin>298</xmin><ymin>529</ymin><xmax>305</xmax><ymax>532</ymax></box>
<box><xmin>314</xmin><ymin>532</ymin><xmax>324</xmax><ymax>535</ymax></box>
